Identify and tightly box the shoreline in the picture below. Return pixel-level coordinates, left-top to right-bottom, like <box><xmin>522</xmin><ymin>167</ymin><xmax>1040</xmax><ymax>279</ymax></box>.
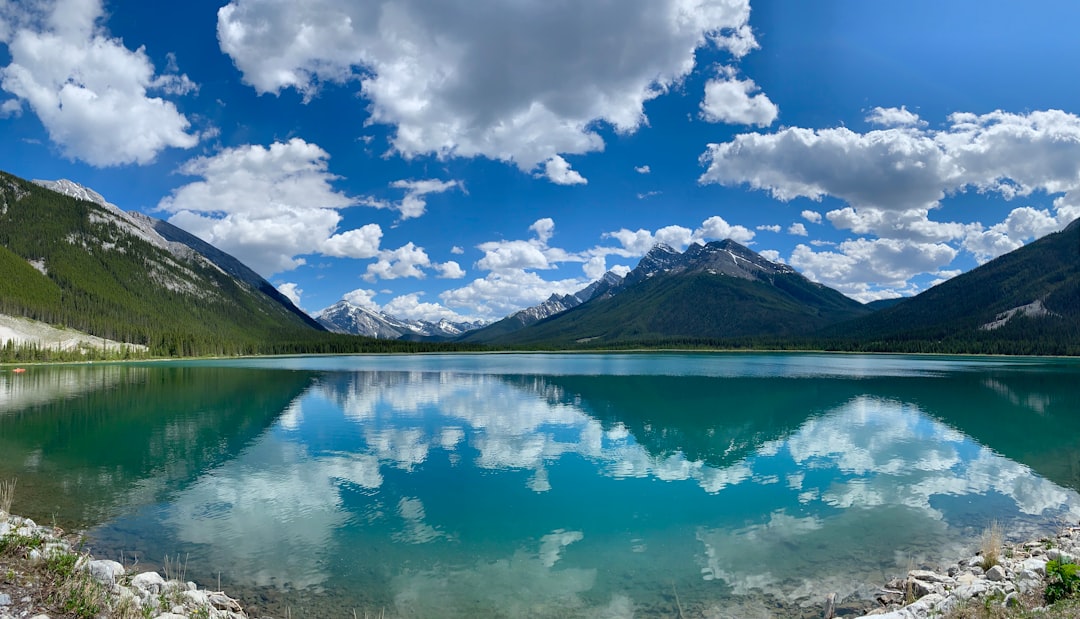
<box><xmin>3</xmin><ymin>505</ymin><xmax>1079</xmax><ymax>619</ymax></box>
<box><xmin>0</xmin><ymin>509</ymin><xmax>254</xmax><ymax>619</ymax></box>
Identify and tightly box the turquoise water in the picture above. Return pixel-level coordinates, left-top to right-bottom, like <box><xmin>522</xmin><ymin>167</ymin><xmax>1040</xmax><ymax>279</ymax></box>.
<box><xmin>2</xmin><ymin>353</ymin><xmax>1080</xmax><ymax>617</ymax></box>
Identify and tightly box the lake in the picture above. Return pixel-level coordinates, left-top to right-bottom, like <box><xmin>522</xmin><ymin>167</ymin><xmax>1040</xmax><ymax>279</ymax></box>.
<box><xmin>2</xmin><ymin>353</ymin><xmax>1080</xmax><ymax>618</ymax></box>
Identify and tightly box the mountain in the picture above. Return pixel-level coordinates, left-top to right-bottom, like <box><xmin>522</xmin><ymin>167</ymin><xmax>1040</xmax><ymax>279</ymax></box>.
<box><xmin>827</xmin><ymin>217</ymin><xmax>1080</xmax><ymax>354</ymax></box>
<box><xmin>479</xmin><ymin>239</ymin><xmax>870</xmax><ymax>346</ymax></box>
<box><xmin>315</xmin><ymin>300</ymin><xmax>486</xmax><ymax>340</ymax></box>
<box><xmin>0</xmin><ymin>172</ymin><xmax>324</xmax><ymax>356</ymax></box>
<box><xmin>460</xmin><ymin>270</ymin><xmax>623</xmax><ymax>343</ymax></box>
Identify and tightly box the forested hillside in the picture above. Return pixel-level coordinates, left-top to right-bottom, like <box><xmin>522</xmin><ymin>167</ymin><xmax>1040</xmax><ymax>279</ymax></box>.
<box><xmin>819</xmin><ymin>218</ymin><xmax>1080</xmax><ymax>355</ymax></box>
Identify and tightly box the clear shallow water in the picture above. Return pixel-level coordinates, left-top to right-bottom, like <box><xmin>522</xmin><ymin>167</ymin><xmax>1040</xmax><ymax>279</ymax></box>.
<box><xmin>2</xmin><ymin>353</ymin><xmax>1080</xmax><ymax>618</ymax></box>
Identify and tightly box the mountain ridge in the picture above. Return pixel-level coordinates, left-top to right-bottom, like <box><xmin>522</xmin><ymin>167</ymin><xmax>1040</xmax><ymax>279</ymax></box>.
<box><xmin>1</xmin><ymin>172</ymin><xmax>325</xmax><ymax>356</ymax></box>
<box><xmin>475</xmin><ymin>239</ymin><xmax>870</xmax><ymax>346</ymax></box>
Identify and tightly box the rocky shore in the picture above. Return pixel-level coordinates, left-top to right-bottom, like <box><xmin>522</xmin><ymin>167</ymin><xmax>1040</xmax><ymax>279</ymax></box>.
<box><xmin>847</xmin><ymin>524</ymin><xmax>1080</xmax><ymax>618</ymax></box>
<box><xmin>0</xmin><ymin>510</ymin><xmax>253</xmax><ymax>619</ymax></box>
<box><xmin>4</xmin><ymin>500</ymin><xmax>1079</xmax><ymax>619</ymax></box>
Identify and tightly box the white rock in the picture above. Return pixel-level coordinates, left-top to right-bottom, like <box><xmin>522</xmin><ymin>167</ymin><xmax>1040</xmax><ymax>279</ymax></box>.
<box><xmin>208</xmin><ymin>592</ymin><xmax>242</xmax><ymax>612</ymax></box>
<box><xmin>985</xmin><ymin>565</ymin><xmax>1007</xmax><ymax>581</ymax></box>
<box><xmin>131</xmin><ymin>571</ymin><xmax>167</xmax><ymax>594</ymax></box>
<box><xmin>908</xmin><ymin>569</ymin><xmax>952</xmax><ymax>584</ymax></box>
<box><xmin>1022</xmin><ymin>559</ymin><xmax>1048</xmax><ymax>574</ymax></box>
<box><xmin>954</xmin><ymin>582</ymin><xmax>990</xmax><ymax>601</ymax></box>
<box><xmin>1016</xmin><ymin>568</ymin><xmax>1043</xmax><ymax>594</ymax></box>
<box><xmin>1049</xmin><ymin>549</ymin><xmax>1078</xmax><ymax>564</ymax></box>
<box><xmin>152</xmin><ymin>614</ymin><xmax>188</xmax><ymax>619</ymax></box>
<box><xmin>88</xmin><ymin>559</ymin><xmax>125</xmax><ymax>586</ymax></box>
<box><xmin>955</xmin><ymin>572</ymin><xmax>978</xmax><ymax>586</ymax></box>
<box><xmin>182</xmin><ymin>589</ymin><xmax>210</xmax><ymax>607</ymax></box>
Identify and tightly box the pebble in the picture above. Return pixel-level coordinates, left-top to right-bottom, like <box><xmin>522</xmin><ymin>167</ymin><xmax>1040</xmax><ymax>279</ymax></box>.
<box><xmin>849</xmin><ymin>525</ymin><xmax>1080</xmax><ymax>619</ymax></box>
<box><xmin>0</xmin><ymin>512</ymin><xmax>254</xmax><ymax>619</ymax></box>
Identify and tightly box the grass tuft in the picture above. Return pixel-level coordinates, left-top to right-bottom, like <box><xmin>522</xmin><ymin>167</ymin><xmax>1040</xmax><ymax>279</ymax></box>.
<box><xmin>980</xmin><ymin>521</ymin><xmax>1003</xmax><ymax>571</ymax></box>
<box><xmin>0</xmin><ymin>478</ymin><xmax>15</xmax><ymax>515</ymax></box>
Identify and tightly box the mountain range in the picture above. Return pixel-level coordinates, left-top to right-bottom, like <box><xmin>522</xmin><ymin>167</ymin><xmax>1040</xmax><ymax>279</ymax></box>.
<box><xmin>2</xmin><ymin>169</ymin><xmax>1078</xmax><ymax>356</ymax></box>
<box><xmin>315</xmin><ymin>300</ymin><xmax>486</xmax><ymax>340</ymax></box>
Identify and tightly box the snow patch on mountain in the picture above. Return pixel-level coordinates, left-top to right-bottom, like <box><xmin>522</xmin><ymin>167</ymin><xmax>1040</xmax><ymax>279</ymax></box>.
<box><xmin>316</xmin><ymin>301</ymin><xmax>487</xmax><ymax>340</ymax></box>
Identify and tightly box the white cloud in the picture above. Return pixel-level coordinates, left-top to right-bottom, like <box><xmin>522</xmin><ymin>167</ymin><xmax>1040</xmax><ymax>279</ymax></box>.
<box><xmin>0</xmin><ymin>0</ymin><xmax>199</xmax><ymax>166</ymax></box>
<box><xmin>582</xmin><ymin>255</ymin><xmax>608</xmax><ymax>280</ymax></box>
<box><xmin>787</xmin><ymin>223</ymin><xmax>808</xmax><ymax>236</ymax></box>
<box><xmin>450</xmin><ymin>246</ymin><xmax>465</xmax><ymax>255</ymax></box>
<box><xmin>538</xmin><ymin>156</ymin><xmax>587</xmax><ymax>186</ymax></box>
<box><xmin>604</xmin><ymin>216</ymin><xmax>755</xmax><ymax>257</ymax></box>
<box><xmin>962</xmin><ymin>206</ymin><xmax>1061</xmax><ymax>263</ymax></box>
<box><xmin>634</xmin><ymin>165</ymin><xmax>651</xmax><ymax>175</ymax></box>
<box><xmin>383</xmin><ymin>292</ymin><xmax>470</xmax><ymax>323</ymax></box>
<box><xmin>759</xmin><ymin>249</ymin><xmax>783</xmax><ymax>264</ymax></box>
<box><xmin>801</xmin><ymin>210</ymin><xmax>822</xmax><ymax>224</ymax></box>
<box><xmin>700</xmin><ymin>109</ymin><xmax>1080</xmax><ymax>296</ymax></box>
<box><xmin>159</xmin><ymin>138</ymin><xmax>371</xmax><ymax>276</ymax></box>
<box><xmin>476</xmin><ymin>217</ymin><xmax>575</xmax><ymax>272</ymax></box>
<box><xmin>342</xmin><ymin>288</ymin><xmax>380</xmax><ymax>309</ymax></box>
<box><xmin>364</xmin><ymin>242</ymin><xmax>431</xmax><ymax>282</ymax></box>
<box><xmin>0</xmin><ymin>98</ymin><xmax>21</xmax><ymax>117</ymax></box>
<box><xmin>756</xmin><ymin>224</ymin><xmax>781</xmax><ymax>233</ymax></box>
<box><xmin>700</xmin><ymin>68</ymin><xmax>778</xmax><ymax>127</ymax></box>
<box><xmin>440</xmin><ymin>270</ymin><xmax>590</xmax><ymax>319</ymax></box>
<box><xmin>321</xmin><ymin>224</ymin><xmax>383</xmax><ymax>260</ymax></box>
<box><xmin>790</xmin><ymin>239</ymin><xmax>957</xmax><ymax>302</ymax></box>
<box><xmin>365</xmin><ymin>179</ymin><xmax>461</xmax><ymax>220</ymax></box>
<box><xmin>694</xmin><ymin>215</ymin><xmax>756</xmax><ymax>244</ymax></box>
<box><xmin>435</xmin><ymin>260</ymin><xmax>466</xmax><ymax>279</ymax></box>
<box><xmin>217</xmin><ymin>0</ymin><xmax>758</xmax><ymax>174</ymax></box>
<box><xmin>277</xmin><ymin>282</ymin><xmax>302</xmax><ymax>307</ymax></box>
<box><xmin>865</xmin><ymin>105</ymin><xmax>926</xmax><ymax>128</ymax></box>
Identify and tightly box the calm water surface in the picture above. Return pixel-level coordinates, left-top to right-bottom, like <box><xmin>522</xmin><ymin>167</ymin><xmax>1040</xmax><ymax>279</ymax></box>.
<box><xmin>2</xmin><ymin>353</ymin><xmax>1080</xmax><ymax>618</ymax></box>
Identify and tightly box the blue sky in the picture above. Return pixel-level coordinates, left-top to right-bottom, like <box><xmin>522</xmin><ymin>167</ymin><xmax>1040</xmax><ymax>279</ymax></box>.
<box><xmin>3</xmin><ymin>0</ymin><xmax>1080</xmax><ymax>323</ymax></box>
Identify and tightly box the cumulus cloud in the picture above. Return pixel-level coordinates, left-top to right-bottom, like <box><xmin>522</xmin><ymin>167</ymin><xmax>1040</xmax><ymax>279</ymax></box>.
<box><xmin>538</xmin><ymin>156</ymin><xmax>587</xmax><ymax>186</ymax></box>
<box><xmin>695</xmin><ymin>215</ymin><xmax>756</xmax><ymax>244</ymax></box>
<box><xmin>756</xmin><ymin>224</ymin><xmax>781</xmax><ymax>233</ymax></box>
<box><xmin>0</xmin><ymin>98</ymin><xmax>22</xmax><ymax>117</ymax></box>
<box><xmin>759</xmin><ymin>249</ymin><xmax>783</xmax><ymax>264</ymax></box>
<box><xmin>604</xmin><ymin>216</ymin><xmax>755</xmax><ymax>257</ymax></box>
<box><xmin>790</xmin><ymin>239</ymin><xmax>957</xmax><ymax>301</ymax></box>
<box><xmin>474</xmin><ymin>217</ymin><xmax>577</xmax><ymax>272</ymax></box>
<box><xmin>700</xmin><ymin>67</ymin><xmax>778</xmax><ymax>127</ymax></box>
<box><xmin>0</xmin><ymin>0</ymin><xmax>200</xmax><ymax>166</ymax></box>
<box><xmin>801</xmin><ymin>210</ymin><xmax>822</xmax><ymax>224</ymax></box>
<box><xmin>277</xmin><ymin>282</ymin><xmax>302</xmax><ymax>307</ymax></box>
<box><xmin>383</xmin><ymin>292</ymin><xmax>470</xmax><ymax>323</ymax></box>
<box><xmin>435</xmin><ymin>260</ymin><xmax>466</xmax><ymax>279</ymax></box>
<box><xmin>342</xmin><ymin>288</ymin><xmax>380</xmax><ymax>309</ymax></box>
<box><xmin>962</xmin><ymin>206</ymin><xmax>1061</xmax><ymax>263</ymax></box>
<box><xmin>365</xmin><ymin>179</ymin><xmax>462</xmax><ymax>220</ymax></box>
<box><xmin>788</xmin><ymin>223</ymin><xmax>808</xmax><ymax>236</ymax></box>
<box><xmin>159</xmin><ymin>138</ymin><xmax>371</xmax><ymax>276</ymax></box>
<box><xmin>450</xmin><ymin>246</ymin><xmax>465</xmax><ymax>255</ymax></box>
<box><xmin>364</xmin><ymin>242</ymin><xmax>431</xmax><ymax>282</ymax></box>
<box><xmin>217</xmin><ymin>0</ymin><xmax>758</xmax><ymax>176</ymax></box>
<box><xmin>440</xmin><ymin>270</ymin><xmax>591</xmax><ymax>319</ymax></box>
<box><xmin>865</xmin><ymin>105</ymin><xmax>926</xmax><ymax>128</ymax></box>
<box><xmin>700</xmin><ymin>109</ymin><xmax>1080</xmax><ymax>297</ymax></box>
<box><xmin>634</xmin><ymin>165</ymin><xmax>651</xmax><ymax>175</ymax></box>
